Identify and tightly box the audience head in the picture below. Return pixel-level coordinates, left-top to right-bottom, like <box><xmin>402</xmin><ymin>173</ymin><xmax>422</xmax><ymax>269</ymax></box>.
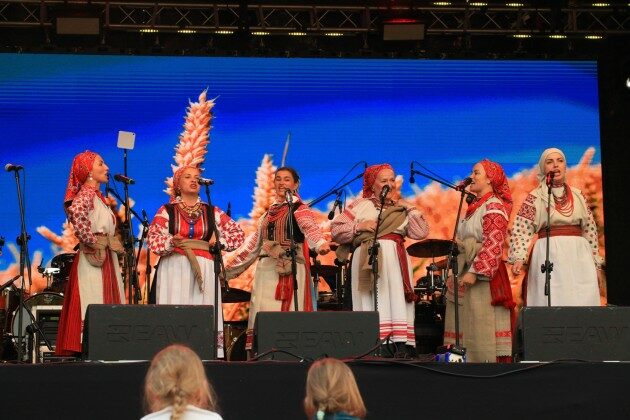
<box><xmin>304</xmin><ymin>358</ymin><xmax>366</xmax><ymax>420</ymax></box>
<box><xmin>143</xmin><ymin>344</ymin><xmax>218</xmax><ymax>420</ymax></box>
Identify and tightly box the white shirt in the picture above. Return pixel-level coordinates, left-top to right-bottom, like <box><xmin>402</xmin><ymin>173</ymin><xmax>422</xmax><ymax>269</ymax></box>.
<box><xmin>140</xmin><ymin>405</ymin><xmax>223</xmax><ymax>420</ymax></box>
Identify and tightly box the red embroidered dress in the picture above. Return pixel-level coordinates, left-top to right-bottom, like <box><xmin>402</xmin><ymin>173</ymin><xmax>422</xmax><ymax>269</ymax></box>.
<box><xmin>56</xmin><ymin>186</ymin><xmax>124</xmax><ymax>355</ymax></box>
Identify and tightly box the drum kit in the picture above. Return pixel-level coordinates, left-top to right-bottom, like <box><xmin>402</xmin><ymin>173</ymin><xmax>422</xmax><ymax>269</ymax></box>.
<box><xmin>407</xmin><ymin>239</ymin><xmax>454</xmax><ymax>354</ymax></box>
<box><xmin>0</xmin><ymin>253</ymin><xmax>73</xmax><ymax>362</ymax></box>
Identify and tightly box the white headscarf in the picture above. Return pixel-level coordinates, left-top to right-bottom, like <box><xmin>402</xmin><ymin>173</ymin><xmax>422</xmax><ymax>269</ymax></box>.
<box><xmin>537</xmin><ymin>147</ymin><xmax>566</xmax><ymax>183</ymax></box>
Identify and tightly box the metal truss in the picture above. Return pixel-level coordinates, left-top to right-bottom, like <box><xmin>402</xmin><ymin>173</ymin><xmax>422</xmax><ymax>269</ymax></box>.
<box><xmin>0</xmin><ymin>1</ymin><xmax>628</xmax><ymax>36</ymax></box>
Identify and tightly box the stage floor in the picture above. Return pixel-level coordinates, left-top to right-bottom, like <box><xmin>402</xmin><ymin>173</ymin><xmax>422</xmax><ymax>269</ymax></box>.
<box><xmin>1</xmin><ymin>359</ymin><xmax>629</xmax><ymax>419</ymax></box>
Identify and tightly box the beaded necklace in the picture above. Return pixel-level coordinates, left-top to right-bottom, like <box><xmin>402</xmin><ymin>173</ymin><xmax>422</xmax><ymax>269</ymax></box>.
<box><xmin>552</xmin><ymin>184</ymin><xmax>574</xmax><ymax>217</ymax></box>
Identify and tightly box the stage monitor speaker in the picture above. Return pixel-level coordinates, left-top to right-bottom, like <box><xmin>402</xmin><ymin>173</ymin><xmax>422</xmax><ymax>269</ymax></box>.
<box><xmin>514</xmin><ymin>306</ymin><xmax>630</xmax><ymax>362</ymax></box>
<box><xmin>83</xmin><ymin>304</ymin><xmax>215</xmax><ymax>361</ymax></box>
<box><xmin>253</xmin><ymin>311</ymin><xmax>379</xmax><ymax>361</ymax></box>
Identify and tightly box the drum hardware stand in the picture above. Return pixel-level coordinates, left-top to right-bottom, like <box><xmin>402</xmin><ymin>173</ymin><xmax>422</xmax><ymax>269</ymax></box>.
<box><xmin>285</xmin><ymin>190</ymin><xmax>299</xmax><ymax>312</ymax></box>
<box><xmin>202</xmin><ymin>181</ymin><xmax>228</xmax><ymax>360</ymax></box>
<box><xmin>542</xmin><ymin>172</ymin><xmax>554</xmax><ymax>307</ymax></box>
<box><xmin>7</xmin><ymin>166</ymin><xmax>54</xmax><ymax>361</ymax></box>
<box><xmin>133</xmin><ymin>210</ymin><xmax>150</xmax><ymax>303</ymax></box>
<box><xmin>106</xmin><ymin>183</ymin><xmax>142</xmax><ymax>304</ymax></box>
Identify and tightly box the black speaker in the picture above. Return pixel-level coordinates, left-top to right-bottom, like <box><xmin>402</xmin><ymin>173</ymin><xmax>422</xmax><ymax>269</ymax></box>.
<box><xmin>514</xmin><ymin>306</ymin><xmax>630</xmax><ymax>362</ymax></box>
<box><xmin>83</xmin><ymin>304</ymin><xmax>215</xmax><ymax>361</ymax></box>
<box><xmin>253</xmin><ymin>311</ymin><xmax>379</xmax><ymax>360</ymax></box>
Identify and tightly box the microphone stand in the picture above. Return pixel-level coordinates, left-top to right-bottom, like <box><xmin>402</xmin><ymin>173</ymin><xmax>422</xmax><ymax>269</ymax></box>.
<box><xmin>9</xmin><ymin>169</ymin><xmax>52</xmax><ymax>361</ymax></box>
<box><xmin>410</xmin><ymin>162</ymin><xmax>473</xmax><ymax>359</ymax></box>
<box><xmin>368</xmin><ymin>192</ymin><xmax>387</xmax><ymax>314</ymax></box>
<box><xmin>542</xmin><ymin>179</ymin><xmax>554</xmax><ymax>307</ymax></box>
<box><xmin>202</xmin><ymin>183</ymin><xmax>227</xmax><ymax>360</ymax></box>
<box><xmin>113</xmin><ymin>177</ymin><xmax>142</xmax><ymax>304</ymax></box>
<box><xmin>285</xmin><ymin>192</ymin><xmax>299</xmax><ymax>312</ymax></box>
<box><xmin>307</xmin><ymin>172</ymin><xmax>363</xmax><ymax>208</ymax></box>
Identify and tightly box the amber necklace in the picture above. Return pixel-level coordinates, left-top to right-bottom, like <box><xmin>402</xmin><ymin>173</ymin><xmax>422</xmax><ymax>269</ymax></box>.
<box><xmin>552</xmin><ymin>184</ymin><xmax>574</xmax><ymax>217</ymax></box>
<box><xmin>176</xmin><ymin>196</ymin><xmax>202</xmax><ymax>220</ymax></box>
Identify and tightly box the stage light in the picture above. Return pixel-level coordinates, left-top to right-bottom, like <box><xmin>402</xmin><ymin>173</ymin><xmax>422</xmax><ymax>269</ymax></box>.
<box><xmin>549</xmin><ymin>34</ymin><xmax>567</xmax><ymax>39</ymax></box>
<box><xmin>325</xmin><ymin>32</ymin><xmax>344</xmax><ymax>37</ymax></box>
<box><xmin>433</xmin><ymin>2</ymin><xmax>451</xmax><ymax>5</ymax></box>
<box><xmin>592</xmin><ymin>3</ymin><xmax>610</xmax><ymax>6</ymax></box>
<box><xmin>178</xmin><ymin>29</ymin><xmax>196</xmax><ymax>34</ymax></box>
<box><xmin>288</xmin><ymin>32</ymin><xmax>307</xmax><ymax>36</ymax></box>
<box><xmin>215</xmin><ymin>30</ymin><xmax>234</xmax><ymax>35</ymax></box>
<box><xmin>585</xmin><ymin>35</ymin><xmax>603</xmax><ymax>39</ymax></box>
<box><xmin>469</xmin><ymin>2</ymin><xmax>488</xmax><ymax>5</ymax></box>
<box><xmin>513</xmin><ymin>34</ymin><xmax>531</xmax><ymax>38</ymax></box>
<box><xmin>252</xmin><ymin>31</ymin><xmax>270</xmax><ymax>36</ymax></box>
<box><xmin>140</xmin><ymin>29</ymin><xmax>159</xmax><ymax>33</ymax></box>
<box><xmin>506</xmin><ymin>3</ymin><xmax>524</xmax><ymax>7</ymax></box>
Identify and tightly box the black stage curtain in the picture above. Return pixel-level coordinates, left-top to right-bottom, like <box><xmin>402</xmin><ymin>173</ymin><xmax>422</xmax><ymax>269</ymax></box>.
<box><xmin>1</xmin><ymin>360</ymin><xmax>629</xmax><ymax>419</ymax></box>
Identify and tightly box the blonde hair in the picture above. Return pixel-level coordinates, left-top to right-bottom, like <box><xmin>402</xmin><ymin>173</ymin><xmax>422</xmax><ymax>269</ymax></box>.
<box><xmin>143</xmin><ymin>344</ymin><xmax>218</xmax><ymax>420</ymax></box>
<box><xmin>304</xmin><ymin>358</ymin><xmax>367</xmax><ymax>419</ymax></box>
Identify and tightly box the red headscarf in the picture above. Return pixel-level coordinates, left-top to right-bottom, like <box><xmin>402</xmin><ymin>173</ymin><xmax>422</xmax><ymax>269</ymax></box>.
<box><xmin>480</xmin><ymin>159</ymin><xmax>512</xmax><ymax>216</ymax></box>
<box><xmin>362</xmin><ymin>163</ymin><xmax>393</xmax><ymax>198</ymax></box>
<box><xmin>64</xmin><ymin>150</ymin><xmax>98</xmax><ymax>206</ymax></box>
<box><xmin>171</xmin><ymin>165</ymin><xmax>201</xmax><ymax>201</ymax></box>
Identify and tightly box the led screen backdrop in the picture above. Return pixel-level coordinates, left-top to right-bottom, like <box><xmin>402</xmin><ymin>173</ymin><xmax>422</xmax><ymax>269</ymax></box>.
<box><xmin>0</xmin><ymin>53</ymin><xmax>604</xmax><ymax>309</ymax></box>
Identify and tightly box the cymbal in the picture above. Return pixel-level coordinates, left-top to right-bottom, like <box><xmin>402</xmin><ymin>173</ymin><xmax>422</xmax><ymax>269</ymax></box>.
<box><xmin>311</xmin><ymin>265</ymin><xmax>339</xmax><ymax>277</ymax></box>
<box><xmin>406</xmin><ymin>239</ymin><xmax>454</xmax><ymax>258</ymax></box>
<box><xmin>222</xmin><ymin>288</ymin><xmax>251</xmax><ymax>303</ymax></box>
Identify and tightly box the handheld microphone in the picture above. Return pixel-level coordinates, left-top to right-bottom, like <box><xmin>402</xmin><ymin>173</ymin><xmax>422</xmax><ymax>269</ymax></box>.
<box><xmin>455</xmin><ymin>177</ymin><xmax>473</xmax><ymax>191</ymax></box>
<box><xmin>409</xmin><ymin>162</ymin><xmax>415</xmax><ymax>184</ymax></box>
<box><xmin>226</xmin><ymin>202</ymin><xmax>232</xmax><ymax>218</ymax></box>
<box><xmin>285</xmin><ymin>189</ymin><xmax>293</xmax><ymax>204</ymax></box>
<box><xmin>379</xmin><ymin>185</ymin><xmax>391</xmax><ymax>202</ymax></box>
<box><xmin>328</xmin><ymin>192</ymin><xmax>342</xmax><ymax>220</ymax></box>
<box><xmin>198</xmin><ymin>177</ymin><xmax>214</xmax><ymax>186</ymax></box>
<box><xmin>114</xmin><ymin>174</ymin><xmax>135</xmax><ymax>185</ymax></box>
<box><xmin>545</xmin><ymin>171</ymin><xmax>554</xmax><ymax>186</ymax></box>
<box><xmin>5</xmin><ymin>163</ymin><xmax>23</xmax><ymax>172</ymax></box>
<box><xmin>142</xmin><ymin>209</ymin><xmax>148</xmax><ymax>221</ymax></box>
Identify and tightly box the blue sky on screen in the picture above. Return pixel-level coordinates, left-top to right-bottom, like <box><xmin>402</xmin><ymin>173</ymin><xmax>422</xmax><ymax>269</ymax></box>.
<box><xmin>0</xmin><ymin>54</ymin><xmax>600</xmax><ymax>269</ymax></box>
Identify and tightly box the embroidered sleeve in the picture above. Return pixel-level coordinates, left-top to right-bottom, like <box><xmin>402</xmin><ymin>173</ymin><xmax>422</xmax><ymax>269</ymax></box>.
<box><xmin>215</xmin><ymin>207</ymin><xmax>245</xmax><ymax>252</ymax></box>
<box><xmin>330</xmin><ymin>205</ymin><xmax>358</xmax><ymax>245</ymax></box>
<box><xmin>294</xmin><ymin>203</ymin><xmax>326</xmax><ymax>250</ymax></box>
<box><xmin>225</xmin><ymin>219</ymin><xmax>263</xmax><ymax>279</ymax></box>
<box><xmin>67</xmin><ymin>187</ymin><xmax>97</xmax><ymax>245</ymax></box>
<box><xmin>147</xmin><ymin>205</ymin><xmax>174</xmax><ymax>256</ymax></box>
<box><xmin>406</xmin><ymin>208</ymin><xmax>430</xmax><ymax>240</ymax></box>
<box><xmin>470</xmin><ymin>212</ymin><xmax>508</xmax><ymax>278</ymax></box>
<box><xmin>579</xmin><ymin>192</ymin><xmax>603</xmax><ymax>268</ymax></box>
<box><xmin>508</xmin><ymin>193</ymin><xmax>537</xmax><ymax>263</ymax></box>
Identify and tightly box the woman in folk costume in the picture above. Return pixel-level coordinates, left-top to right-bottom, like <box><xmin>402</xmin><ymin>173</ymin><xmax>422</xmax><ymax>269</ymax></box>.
<box><xmin>226</xmin><ymin>167</ymin><xmax>331</xmax><ymax>352</ymax></box>
<box><xmin>443</xmin><ymin>159</ymin><xmax>515</xmax><ymax>363</ymax></box>
<box><xmin>508</xmin><ymin>148</ymin><xmax>602</xmax><ymax>306</ymax></box>
<box><xmin>147</xmin><ymin>166</ymin><xmax>244</xmax><ymax>357</ymax></box>
<box><xmin>56</xmin><ymin>151</ymin><xmax>125</xmax><ymax>356</ymax></box>
<box><xmin>330</xmin><ymin>164</ymin><xmax>429</xmax><ymax>356</ymax></box>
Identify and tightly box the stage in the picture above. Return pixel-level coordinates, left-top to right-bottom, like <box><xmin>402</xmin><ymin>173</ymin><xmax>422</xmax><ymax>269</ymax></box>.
<box><xmin>1</xmin><ymin>359</ymin><xmax>629</xmax><ymax>419</ymax></box>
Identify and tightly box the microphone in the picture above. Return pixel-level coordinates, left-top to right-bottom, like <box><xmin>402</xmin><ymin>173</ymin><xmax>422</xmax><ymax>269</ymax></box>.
<box><xmin>409</xmin><ymin>162</ymin><xmax>415</xmax><ymax>184</ymax></box>
<box><xmin>5</xmin><ymin>163</ymin><xmax>23</xmax><ymax>171</ymax></box>
<box><xmin>198</xmin><ymin>177</ymin><xmax>214</xmax><ymax>186</ymax></box>
<box><xmin>285</xmin><ymin>189</ymin><xmax>293</xmax><ymax>204</ymax></box>
<box><xmin>455</xmin><ymin>177</ymin><xmax>473</xmax><ymax>191</ymax></box>
<box><xmin>545</xmin><ymin>171</ymin><xmax>554</xmax><ymax>186</ymax></box>
<box><xmin>114</xmin><ymin>174</ymin><xmax>135</xmax><ymax>185</ymax></box>
<box><xmin>328</xmin><ymin>192</ymin><xmax>343</xmax><ymax>220</ymax></box>
<box><xmin>142</xmin><ymin>209</ymin><xmax>148</xmax><ymax>221</ymax></box>
<box><xmin>379</xmin><ymin>185</ymin><xmax>390</xmax><ymax>202</ymax></box>
<box><xmin>226</xmin><ymin>202</ymin><xmax>232</xmax><ymax>217</ymax></box>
